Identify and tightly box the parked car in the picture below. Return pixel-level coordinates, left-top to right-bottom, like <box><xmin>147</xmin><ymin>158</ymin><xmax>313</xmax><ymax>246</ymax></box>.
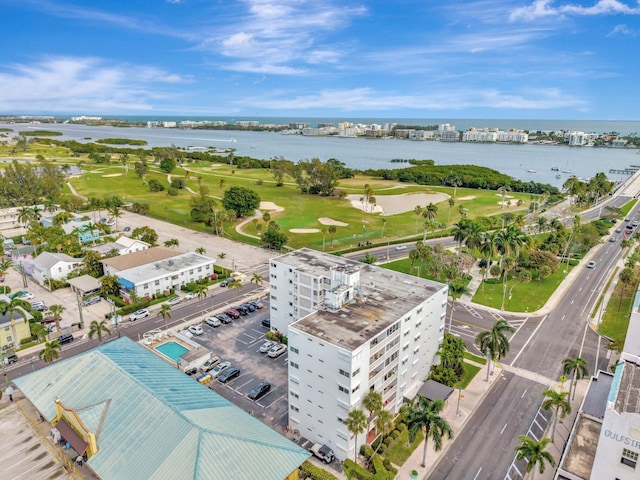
<box><xmin>184</xmin><ymin>367</ymin><xmax>198</xmax><ymax>376</ymax></box>
<box><xmin>188</xmin><ymin>325</ymin><xmax>204</xmax><ymax>336</ymax></box>
<box><xmin>166</xmin><ymin>296</ymin><xmax>182</xmax><ymax>306</ymax></box>
<box><xmin>4</xmin><ymin>352</ymin><xmax>18</xmax><ymax>365</ymax></box>
<box><xmin>42</xmin><ymin>315</ymin><xmax>56</xmax><ymax>324</ymax></box>
<box><xmin>248</xmin><ymin>381</ymin><xmax>271</xmax><ymax>400</ymax></box>
<box><xmin>250</xmin><ymin>300</ymin><xmax>264</xmax><ymax>309</ymax></box>
<box><xmin>184</xmin><ymin>292</ymin><xmax>195</xmax><ymax>300</ymax></box>
<box><xmin>31</xmin><ymin>303</ymin><xmax>48</xmax><ymax>312</ymax></box>
<box><xmin>224</xmin><ymin>309</ymin><xmax>240</xmax><ymax>319</ymax></box>
<box><xmin>16</xmin><ymin>291</ymin><xmax>35</xmax><ymax>300</ymax></box>
<box><xmin>310</xmin><ymin>444</ymin><xmax>335</xmax><ymax>464</ymax></box>
<box><xmin>215</xmin><ymin>313</ymin><xmax>232</xmax><ymax>324</ymax></box>
<box><xmin>267</xmin><ymin>344</ymin><xmax>287</xmax><ymax>358</ymax></box>
<box><xmin>261</xmin><ymin>318</ymin><xmax>271</xmax><ymax>328</ymax></box>
<box><xmin>220</xmin><ymin>278</ymin><xmax>232</xmax><ymax>287</ymax></box>
<box><xmin>241</xmin><ymin>303</ymin><xmax>256</xmax><ymax>312</ymax></box>
<box><xmin>394</xmin><ymin>245</ymin><xmax>407</xmax><ymax>251</ymax></box>
<box><xmin>210</xmin><ymin>361</ymin><xmax>231</xmax><ymax>379</ymax></box>
<box><xmin>236</xmin><ymin>305</ymin><xmax>249</xmax><ymax>316</ymax></box>
<box><xmin>123</xmin><ymin>226</ymin><xmax>131</xmax><ymax>233</ymax></box>
<box><xmin>218</xmin><ymin>367</ymin><xmax>241</xmax><ymax>383</ymax></box>
<box><xmin>259</xmin><ymin>340</ymin><xmax>276</xmax><ymax>353</ymax></box>
<box><xmin>199</xmin><ymin>356</ymin><xmax>221</xmax><ymax>372</ymax></box>
<box><xmin>129</xmin><ymin>309</ymin><xmax>150</xmax><ymax>321</ymax></box>
<box><xmin>58</xmin><ymin>333</ymin><xmax>74</xmax><ymax>345</ymax></box>
<box><xmin>204</xmin><ymin>316</ymin><xmax>221</xmax><ymax>327</ymax></box>
<box><xmin>587</xmin><ymin>261</ymin><xmax>597</xmax><ymax>268</ymax></box>
<box><xmin>82</xmin><ymin>296</ymin><xmax>102</xmax><ymax>306</ymax></box>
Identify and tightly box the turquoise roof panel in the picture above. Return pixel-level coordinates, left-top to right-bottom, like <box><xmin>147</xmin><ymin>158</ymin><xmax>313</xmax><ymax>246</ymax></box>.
<box><xmin>14</xmin><ymin>337</ymin><xmax>309</xmax><ymax>480</ymax></box>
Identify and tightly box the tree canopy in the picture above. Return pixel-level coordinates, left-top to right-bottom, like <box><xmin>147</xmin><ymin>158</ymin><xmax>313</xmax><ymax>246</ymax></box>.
<box><xmin>222</xmin><ymin>186</ymin><xmax>261</xmax><ymax>218</ymax></box>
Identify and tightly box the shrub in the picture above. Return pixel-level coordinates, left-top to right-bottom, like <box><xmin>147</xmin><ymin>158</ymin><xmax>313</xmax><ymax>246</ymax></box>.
<box><xmin>148</xmin><ymin>179</ymin><xmax>165</xmax><ymax>192</ymax></box>
<box><xmin>167</xmin><ymin>187</ymin><xmax>179</xmax><ymax>196</ymax></box>
<box><xmin>299</xmin><ymin>461</ymin><xmax>339</xmax><ymax>480</ymax></box>
<box><xmin>170</xmin><ymin>178</ymin><xmax>185</xmax><ymax>189</ymax></box>
<box><xmin>384</xmin><ymin>436</ymin><xmax>393</xmax><ymax>446</ymax></box>
<box><xmin>256</xmin><ymin>179</ymin><xmax>263</xmax><ymax>185</ymax></box>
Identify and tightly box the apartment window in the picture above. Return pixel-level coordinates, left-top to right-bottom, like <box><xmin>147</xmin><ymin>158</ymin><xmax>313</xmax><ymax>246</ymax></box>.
<box><xmin>353</xmin><ymin>368</ymin><xmax>360</xmax><ymax>377</ymax></box>
<box><xmin>290</xmin><ymin>346</ymin><xmax>299</xmax><ymax>354</ymax></box>
<box><xmin>290</xmin><ymin>361</ymin><xmax>299</xmax><ymax>369</ymax></box>
<box><xmin>339</xmin><ymin>369</ymin><xmax>350</xmax><ymax>378</ymax></box>
<box><xmin>155</xmin><ymin>280</ymin><xmax>160</xmax><ymax>286</ymax></box>
<box><xmin>290</xmin><ymin>405</ymin><xmax>299</xmax><ymax>413</ymax></box>
<box><xmin>622</xmin><ymin>448</ymin><xmax>639</xmax><ymax>468</ymax></box>
<box><xmin>338</xmin><ymin>385</ymin><xmax>349</xmax><ymax>394</ymax></box>
<box><xmin>290</xmin><ymin>391</ymin><xmax>299</xmax><ymax>399</ymax></box>
<box><xmin>352</xmin><ymin>384</ymin><xmax>360</xmax><ymax>394</ymax></box>
<box><xmin>386</xmin><ymin>324</ymin><xmax>399</xmax><ymax>336</ymax></box>
<box><xmin>337</xmin><ymin>432</ymin><xmax>348</xmax><ymax>441</ymax></box>
<box><xmin>271</xmin><ymin>295</ymin><xmax>277</xmax><ymax>301</ymax></box>
<box><xmin>198</xmin><ymin>267</ymin><xmax>202</xmax><ymax>272</ymax></box>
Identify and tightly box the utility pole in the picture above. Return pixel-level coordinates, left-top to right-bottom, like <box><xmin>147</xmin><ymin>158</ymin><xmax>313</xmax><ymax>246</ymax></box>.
<box><xmin>75</xmin><ymin>290</ymin><xmax>84</xmax><ymax>328</ymax></box>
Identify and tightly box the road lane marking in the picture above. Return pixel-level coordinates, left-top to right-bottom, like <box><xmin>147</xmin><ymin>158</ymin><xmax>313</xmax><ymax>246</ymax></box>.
<box><xmin>521</xmin><ymin>389</ymin><xmax>528</xmax><ymax>398</ymax></box>
<box><xmin>510</xmin><ymin>315</ymin><xmax>548</xmax><ymax>366</ymax></box>
<box><xmin>473</xmin><ymin>468</ymin><xmax>482</xmax><ymax>480</ymax></box>
<box><xmin>500</xmin><ymin>423</ymin><xmax>508</xmax><ymax>435</ymax></box>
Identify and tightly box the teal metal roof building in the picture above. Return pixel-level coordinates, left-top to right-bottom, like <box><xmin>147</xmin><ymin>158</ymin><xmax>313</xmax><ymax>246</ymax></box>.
<box><xmin>14</xmin><ymin>337</ymin><xmax>309</xmax><ymax>480</ymax></box>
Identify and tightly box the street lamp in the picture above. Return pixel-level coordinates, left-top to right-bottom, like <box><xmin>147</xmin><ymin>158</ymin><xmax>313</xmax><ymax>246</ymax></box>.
<box><xmin>485</xmin><ymin>348</ymin><xmax>491</xmax><ymax>382</ymax></box>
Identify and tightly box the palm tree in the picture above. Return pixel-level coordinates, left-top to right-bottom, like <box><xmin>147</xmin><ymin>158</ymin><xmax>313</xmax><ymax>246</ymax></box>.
<box><xmin>414</xmin><ymin>205</ymin><xmax>423</xmax><ymax>233</ymax></box>
<box><xmin>542</xmin><ymin>389</ymin><xmax>571</xmax><ymax>442</ymax></box>
<box><xmin>38</xmin><ymin>340</ymin><xmax>62</xmax><ymax>364</ymax></box>
<box><xmin>475</xmin><ymin>319</ymin><xmax>515</xmax><ymax>381</ymax></box>
<box><xmin>159</xmin><ymin>304</ymin><xmax>172</xmax><ymax>330</ymax></box>
<box><xmin>108</xmin><ymin>204</ymin><xmax>122</xmax><ymax>230</ymax></box>
<box><xmin>562</xmin><ymin>357</ymin><xmax>589</xmax><ymax>401</ymax></box>
<box><xmin>195</xmin><ymin>247</ymin><xmax>206</xmax><ymax>255</ymax></box>
<box><xmin>447</xmin><ymin>197</ymin><xmax>455</xmax><ymax>226</ymax></box>
<box><xmin>48</xmin><ymin>304</ymin><xmax>66</xmax><ymax>331</ymax></box>
<box><xmin>250</xmin><ymin>273</ymin><xmax>263</xmax><ymax>286</ymax></box>
<box><xmin>373</xmin><ymin>409</ymin><xmax>393</xmax><ymax>454</ymax></box>
<box><xmin>328</xmin><ymin>225</ymin><xmax>337</xmax><ymax>246</ymax></box>
<box><xmin>363</xmin><ymin>390</ymin><xmax>383</xmax><ymax>437</ymax></box>
<box><xmin>407</xmin><ymin>396</ymin><xmax>453</xmax><ymax>468</ymax></box>
<box><xmin>227</xmin><ymin>279</ymin><xmax>243</xmax><ymax>293</ymax></box>
<box><xmin>193</xmin><ymin>284</ymin><xmax>208</xmax><ymax>302</ymax></box>
<box><xmin>0</xmin><ymin>258</ymin><xmax>13</xmax><ymax>284</ymax></box>
<box><xmin>514</xmin><ymin>436</ymin><xmax>555</xmax><ymax>480</ymax></box>
<box><xmin>345</xmin><ymin>409</ymin><xmax>367</xmax><ymax>463</ymax></box>
<box><xmin>88</xmin><ymin>320</ymin><xmax>111</xmax><ymax>343</ymax></box>
<box><xmin>0</xmin><ymin>298</ymin><xmax>29</xmax><ymax>345</ymax></box>
<box><xmin>217</xmin><ymin>252</ymin><xmax>227</xmax><ymax>267</ymax></box>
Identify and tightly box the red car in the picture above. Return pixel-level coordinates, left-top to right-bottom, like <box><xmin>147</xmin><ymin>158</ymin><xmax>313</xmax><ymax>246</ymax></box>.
<box><xmin>224</xmin><ymin>309</ymin><xmax>240</xmax><ymax>319</ymax></box>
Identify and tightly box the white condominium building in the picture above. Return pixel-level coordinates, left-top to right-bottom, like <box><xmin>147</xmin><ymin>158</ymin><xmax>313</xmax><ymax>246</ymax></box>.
<box><xmin>269</xmin><ymin>248</ymin><xmax>448</xmax><ymax>461</ymax></box>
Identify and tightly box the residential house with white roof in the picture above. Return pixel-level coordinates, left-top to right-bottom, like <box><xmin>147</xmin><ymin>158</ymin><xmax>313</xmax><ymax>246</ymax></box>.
<box><xmin>22</xmin><ymin>251</ymin><xmax>82</xmax><ymax>286</ymax></box>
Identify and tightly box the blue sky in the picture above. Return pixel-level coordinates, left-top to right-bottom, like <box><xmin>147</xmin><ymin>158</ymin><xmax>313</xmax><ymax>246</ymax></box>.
<box><xmin>1</xmin><ymin>0</ymin><xmax>639</xmax><ymax>119</ymax></box>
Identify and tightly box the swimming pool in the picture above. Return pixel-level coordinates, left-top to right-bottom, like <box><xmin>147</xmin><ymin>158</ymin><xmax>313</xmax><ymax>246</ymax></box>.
<box><xmin>155</xmin><ymin>341</ymin><xmax>189</xmax><ymax>362</ymax></box>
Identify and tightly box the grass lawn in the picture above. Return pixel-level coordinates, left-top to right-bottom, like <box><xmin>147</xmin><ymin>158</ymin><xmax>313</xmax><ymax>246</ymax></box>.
<box><xmin>471</xmin><ymin>267</ymin><xmax>572</xmax><ymax>312</ymax></box>
<box><xmin>464</xmin><ymin>351</ymin><xmax>487</xmax><ymax>365</ymax></box>
<box><xmin>620</xmin><ymin>198</ymin><xmax>638</xmax><ymax>216</ymax></box>
<box><xmin>382</xmin><ymin>257</ymin><xmax>471</xmax><ymax>287</ymax></box>
<box><xmin>599</xmin><ymin>277</ymin><xmax>638</xmax><ymax>342</ymax></box>
<box><xmin>455</xmin><ymin>362</ymin><xmax>481</xmax><ymax>389</ymax></box>
<box><xmin>384</xmin><ymin>428</ymin><xmax>424</xmax><ymax>466</ymax></box>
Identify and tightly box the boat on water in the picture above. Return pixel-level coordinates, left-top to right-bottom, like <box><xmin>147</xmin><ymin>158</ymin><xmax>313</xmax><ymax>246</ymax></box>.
<box><xmin>556</xmin><ymin>174</ymin><xmax>562</xmax><ymax>179</ymax></box>
<box><xmin>528</xmin><ymin>169</ymin><xmax>536</xmax><ymax>173</ymax></box>
<box><xmin>562</xmin><ymin>170</ymin><xmax>573</xmax><ymax>174</ymax></box>
<box><xmin>551</xmin><ymin>167</ymin><xmax>559</xmax><ymax>171</ymax></box>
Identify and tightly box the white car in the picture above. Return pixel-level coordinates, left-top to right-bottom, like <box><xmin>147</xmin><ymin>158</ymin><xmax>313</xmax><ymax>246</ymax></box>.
<box><xmin>188</xmin><ymin>325</ymin><xmax>204</xmax><ymax>336</ymax></box>
<box><xmin>184</xmin><ymin>292</ymin><xmax>195</xmax><ymax>300</ymax></box>
<box><xmin>204</xmin><ymin>316</ymin><xmax>221</xmax><ymax>327</ymax></box>
<box><xmin>166</xmin><ymin>296</ymin><xmax>182</xmax><ymax>306</ymax></box>
<box><xmin>259</xmin><ymin>340</ymin><xmax>276</xmax><ymax>353</ymax></box>
<box><xmin>267</xmin><ymin>344</ymin><xmax>287</xmax><ymax>358</ymax></box>
<box><xmin>17</xmin><ymin>292</ymin><xmax>35</xmax><ymax>300</ymax></box>
<box><xmin>129</xmin><ymin>309</ymin><xmax>150</xmax><ymax>321</ymax></box>
<box><xmin>210</xmin><ymin>361</ymin><xmax>231</xmax><ymax>379</ymax></box>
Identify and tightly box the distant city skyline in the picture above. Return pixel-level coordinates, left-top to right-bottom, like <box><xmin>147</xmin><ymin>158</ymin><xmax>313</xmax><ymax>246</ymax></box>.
<box><xmin>1</xmin><ymin>0</ymin><xmax>639</xmax><ymax>119</ymax></box>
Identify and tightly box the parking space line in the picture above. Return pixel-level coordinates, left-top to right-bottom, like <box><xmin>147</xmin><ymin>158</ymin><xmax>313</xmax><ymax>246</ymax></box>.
<box><xmin>265</xmin><ymin>395</ymin><xmax>285</xmax><ymax>409</ymax></box>
<box><xmin>236</xmin><ymin>379</ymin><xmax>253</xmax><ymax>391</ymax></box>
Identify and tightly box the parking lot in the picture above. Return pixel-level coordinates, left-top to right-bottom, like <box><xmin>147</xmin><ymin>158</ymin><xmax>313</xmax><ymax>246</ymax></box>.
<box><xmin>186</xmin><ymin>300</ymin><xmax>291</xmax><ymax>432</ymax></box>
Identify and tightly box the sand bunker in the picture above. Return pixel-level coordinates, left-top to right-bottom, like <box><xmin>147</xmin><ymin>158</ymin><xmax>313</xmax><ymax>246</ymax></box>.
<box><xmin>102</xmin><ymin>173</ymin><xmax>123</xmax><ymax>177</ymax></box>
<box><xmin>347</xmin><ymin>192</ymin><xmax>450</xmax><ymax>216</ymax></box>
<box><xmin>260</xmin><ymin>201</ymin><xmax>285</xmax><ymax>212</ymax></box>
<box><xmin>496</xmin><ymin>193</ymin><xmax>514</xmax><ymax>199</ymax></box>
<box><xmin>457</xmin><ymin>195</ymin><xmax>476</xmax><ymax>201</ymax></box>
<box><xmin>318</xmin><ymin>217</ymin><xmax>349</xmax><ymax>227</ymax></box>
<box><xmin>290</xmin><ymin>228</ymin><xmax>320</xmax><ymax>233</ymax></box>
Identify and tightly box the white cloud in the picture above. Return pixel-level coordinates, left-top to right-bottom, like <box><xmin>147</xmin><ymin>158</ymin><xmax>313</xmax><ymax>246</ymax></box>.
<box><xmin>237</xmin><ymin>87</ymin><xmax>587</xmax><ymax>112</ymax></box>
<box><xmin>0</xmin><ymin>57</ymin><xmax>185</xmax><ymax>112</ymax></box>
<box><xmin>510</xmin><ymin>0</ymin><xmax>640</xmax><ymax>22</ymax></box>
<box><xmin>608</xmin><ymin>23</ymin><xmax>639</xmax><ymax>35</ymax></box>
<box><xmin>200</xmin><ymin>1</ymin><xmax>367</xmax><ymax>74</ymax></box>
